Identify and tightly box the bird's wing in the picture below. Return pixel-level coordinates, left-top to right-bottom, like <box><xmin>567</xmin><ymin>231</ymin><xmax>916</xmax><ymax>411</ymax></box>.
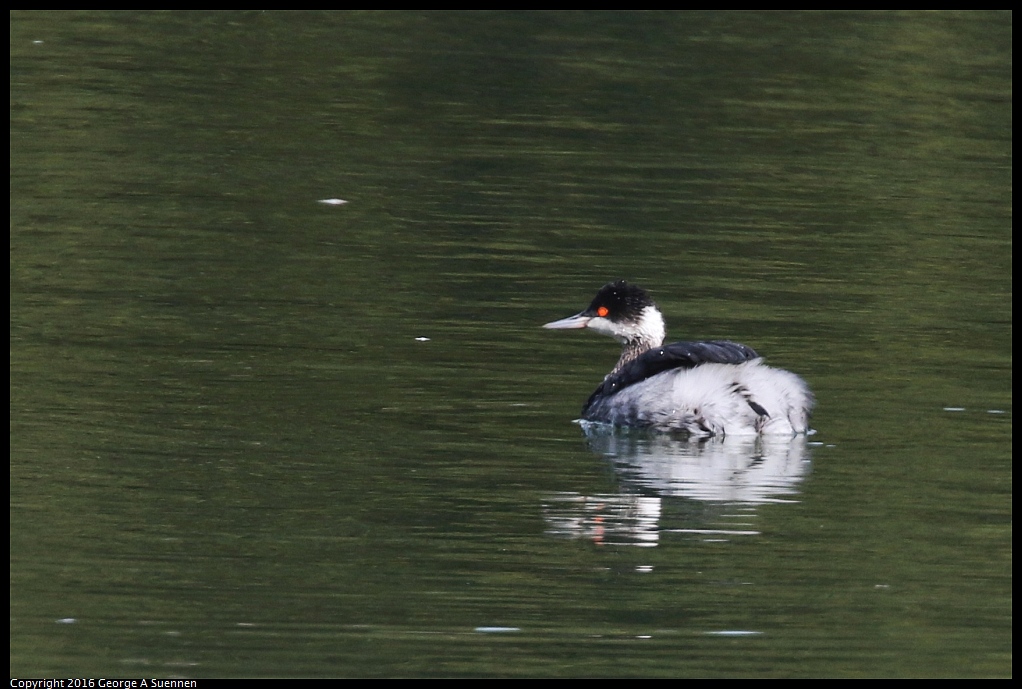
<box><xmin>583</xmin><ymin>340</ymin><xmax>760</xmax><ymax>415</ymax></box>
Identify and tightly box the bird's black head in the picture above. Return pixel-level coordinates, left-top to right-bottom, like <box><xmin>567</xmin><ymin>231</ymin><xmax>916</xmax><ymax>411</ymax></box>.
<box><xmin>584</xmin><ymin>281</ymin><xmax>656</xmax><ymax>324</ymax></box>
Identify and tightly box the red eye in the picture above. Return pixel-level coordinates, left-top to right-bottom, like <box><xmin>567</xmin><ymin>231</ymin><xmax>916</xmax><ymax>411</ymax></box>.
<box><xmin>597</xmin><ymin>306</ymin><xmax>609</xmax><ymax>317</ymax></box>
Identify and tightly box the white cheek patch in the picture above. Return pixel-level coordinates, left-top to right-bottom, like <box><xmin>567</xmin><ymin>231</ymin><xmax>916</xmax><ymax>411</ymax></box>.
<box><xmin>586</xmin><ymin>317</ymin><xmax>616</xmax><ymax>336</ymax></box>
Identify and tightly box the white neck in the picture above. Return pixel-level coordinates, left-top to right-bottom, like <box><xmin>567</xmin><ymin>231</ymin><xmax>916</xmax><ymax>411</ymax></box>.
<box><xmin>597</xmin><ymin>305</ymin><xmax>666</xmax><ymax>374</ymax></box>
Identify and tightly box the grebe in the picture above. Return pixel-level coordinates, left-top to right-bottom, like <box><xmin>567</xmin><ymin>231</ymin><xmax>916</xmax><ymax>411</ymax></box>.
<box><xmin>543</xmin><ymin>281</ymin><xmax>813</xmax><ymax>436</ymax></box>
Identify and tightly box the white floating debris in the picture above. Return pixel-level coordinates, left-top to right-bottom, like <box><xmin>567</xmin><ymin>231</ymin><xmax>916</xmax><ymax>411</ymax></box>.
<box><xmin>33</xmin><ymin>40</ymin><xmax>44</xmax><ymax>44</ymax></box>
<box><xmin>987</xmin><ymin>409</ymin><xmax>1006</xmax><ymax>414</ymax></box>
<box><xmin>706</xmin><ymin>630</ymin><xmax>762</xmax><ymax>636</ymax></box>
<box><xmin>943</xmin><ymin>407</ymin><xmax>966</xmax><ymax>412</ymax></box>
<box><xmin>475</xmin><ymin>626</ymin><xmax>520</xmax><ymax>633</ymax></box>
<box><xmin>415</xmin><ymin>337</ymin><xmax>430</xmax><ymax>342</ymax></box>
<box><xmin>318</xmin><ymin>198</ymin><xmax>348</xmax><ymax>205</ymax></box>
<box><xmin>56</xmin><ymin>618</ymin><xmax>77</xmax><ymax>624</ymax></box>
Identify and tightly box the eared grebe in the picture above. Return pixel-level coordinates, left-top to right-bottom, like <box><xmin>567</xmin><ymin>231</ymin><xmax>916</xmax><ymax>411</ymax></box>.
<box><xmin>543</xmin><ymin>281</ymin><xmax>813</xmax><ymax>436</ymax></box>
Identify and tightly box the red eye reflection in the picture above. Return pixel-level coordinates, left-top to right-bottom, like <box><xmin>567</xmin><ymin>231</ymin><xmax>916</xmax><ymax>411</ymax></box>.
<box><xmin>597</xmin><ymin>306</ymin><xmax>609</xmax><ymax>317</ymax></box>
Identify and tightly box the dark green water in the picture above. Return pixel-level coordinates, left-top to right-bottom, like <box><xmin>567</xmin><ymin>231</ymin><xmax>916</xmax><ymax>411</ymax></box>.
<box><xmin>11</xmin><ymin>11</ymin><xmax>1011</xmax><ymax>677</ymax></box>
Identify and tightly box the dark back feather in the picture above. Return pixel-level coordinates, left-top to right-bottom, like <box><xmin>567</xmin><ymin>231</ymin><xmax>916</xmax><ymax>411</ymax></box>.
<box><xmin>582</xmin><ymin>340</ymin><xmax>759</xmax><ymax>415</ymax></box>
